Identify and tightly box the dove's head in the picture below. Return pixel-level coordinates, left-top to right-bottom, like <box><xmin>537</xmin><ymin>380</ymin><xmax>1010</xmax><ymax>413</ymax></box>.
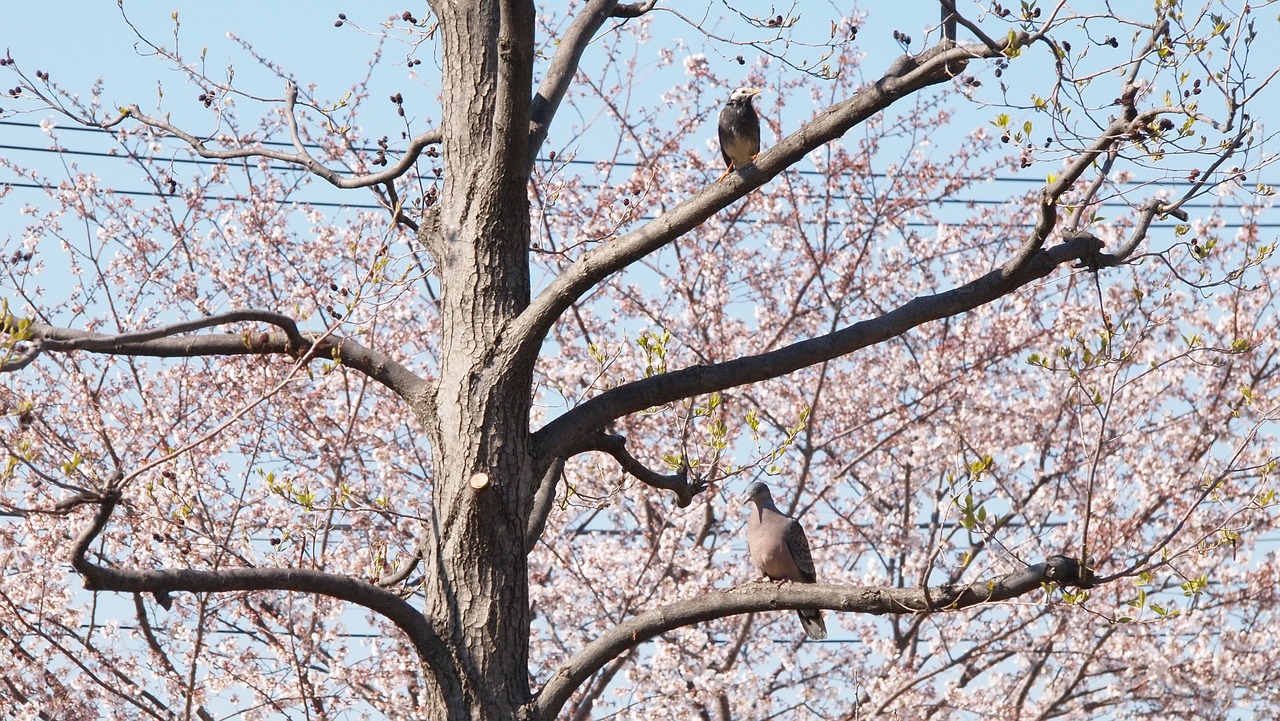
<box><xmin>741</xmin><ymin>481</ymin><xmax>774</xmax><ymax>506</ymax></box>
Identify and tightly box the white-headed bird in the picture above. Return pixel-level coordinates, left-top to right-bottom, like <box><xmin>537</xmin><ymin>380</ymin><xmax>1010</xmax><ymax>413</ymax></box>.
<box><xmin>718</xmin><ymin>87</ymin><xmax>763</xmax><ymax>180</ymax></box>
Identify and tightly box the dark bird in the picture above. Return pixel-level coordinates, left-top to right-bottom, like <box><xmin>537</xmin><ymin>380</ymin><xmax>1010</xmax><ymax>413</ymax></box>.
<box><xmin>742</xmin><ymin>481</ymin><xmax>827</xmax><ymax>640</ymax></box>
<box><xmin>718</xmin><ymin>86</ymin><xmax>763</xmax><ymax>180</ymax></box>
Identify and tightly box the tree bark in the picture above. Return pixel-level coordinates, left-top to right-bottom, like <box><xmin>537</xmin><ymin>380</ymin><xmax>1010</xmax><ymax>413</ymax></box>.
<box><xmin>417</xmin><ymin>1</ymin><xmax>539</xmax><ymax>718</ymax></box>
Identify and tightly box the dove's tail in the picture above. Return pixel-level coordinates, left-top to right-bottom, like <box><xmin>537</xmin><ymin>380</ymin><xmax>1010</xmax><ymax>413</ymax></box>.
<box><xmin>798</xmin><ymin>609</ymin><xmax>827</xmax><ymax>640</ymax></box>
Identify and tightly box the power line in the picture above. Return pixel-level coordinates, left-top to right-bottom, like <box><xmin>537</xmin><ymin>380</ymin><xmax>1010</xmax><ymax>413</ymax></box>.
<box><xmin>2</xmin><ymin>176</ymin><xmax>1268</xmax><ymax>229</ymax></box>
<box><xmin>1</xmin><ymin>120</ymin><xmax>1273</xmax><ymax>229</ymax></box>
<box><xmin>6</xmin><ymin>176</ymin><xmax>1267</xmax><ymax>229</ymax></box>
<box><xmin>0</xmin><ymin>179</ymin><xmax>371</xmax><ymax>210</ymax></box>
<box><xmin>0</xmin><ymin>142</ymin><xmax>332</xmax><ymax>175</ymax></box>
<box><xmin>5</xmin><ymin>118</ymin><xmax>1260</xmax><ymax>188</ymax></box>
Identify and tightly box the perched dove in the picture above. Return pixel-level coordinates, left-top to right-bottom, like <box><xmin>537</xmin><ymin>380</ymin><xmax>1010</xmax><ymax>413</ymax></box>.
<box><xmin>742</xmin><ymin>481</ymin><xmax>827</xmax><ymax>640</ymax></box>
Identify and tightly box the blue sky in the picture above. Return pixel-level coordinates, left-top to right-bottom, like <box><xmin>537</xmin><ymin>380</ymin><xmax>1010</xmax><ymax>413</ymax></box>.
<box><xmin>1</xmin><ymin>2</ymin><xmax>968</xmax><ymax>174</ymax></box>
<box><xmin>6</xmin><ymin>1</ymin><xmax>1273</xmax><ymax>239</ymax></box>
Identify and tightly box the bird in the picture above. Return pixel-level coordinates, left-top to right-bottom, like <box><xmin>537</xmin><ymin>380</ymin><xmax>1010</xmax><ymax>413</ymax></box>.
<box><xmin>742</xmin><ymin>481</ymin><xmax>827</xmax><ymax>640</ymax></box>
<box><xmin>718</xmin><ymin>86</ymin><xmax>763</xmax><ymax>180</ymax></box>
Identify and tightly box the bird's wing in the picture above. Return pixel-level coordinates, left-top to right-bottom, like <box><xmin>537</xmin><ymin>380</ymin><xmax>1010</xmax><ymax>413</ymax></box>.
<box><xmin>718</xmin><ymin>103</ymin><xmax>761</xmax><ymax>170</ymax></box>
<box><xmin>787</xmin><ymin>518</ymin><xmax>818</xmax><ymax>583</ymax></box>
<box><xmin>717</xmin><ymin>107</ymin><xmax>735</xmax><ymax>167</ymax></box>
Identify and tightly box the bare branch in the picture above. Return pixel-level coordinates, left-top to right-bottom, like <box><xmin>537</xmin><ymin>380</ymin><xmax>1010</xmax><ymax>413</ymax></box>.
<box><xmin>381</xmin><ymin>180</ymin><xmax>420</xmax><ymax>232</ymax></box>
<box><xmin>534</xmin><ymin>556</ymin><xmax>1094</xmax><ymax>720</ymax></box>
<box><xmin>131</xmin><ymin>594</ymin><xmax>182</xmax><ymax>681</ymax></box>
<box><xmin>937</xmin><ymin>0</ymin><xmax>1002</xmax><ymax>49</ymax></box>
<box><xmin>575</xmin><ymin>431</ymin><xmax>708</xmax><ymax>507</ymax></box>
<box><xmin>497</xmin><ymin>0</ymin><xmax>536</xmax><ymax>176</ymax></box>
<box><xmin>612</xmin><ymin>0</ymin><xmax>657</xmax><ymax>19</ymax></box>
<box><xmin>0</xmin><ymin>339</ymin><xmax>43</xmax><ymax>372</ymax></box>
<box><xmin>119</xmin><ymin>85</ymin><xmax>440</xmax><ymax>190</ymax></box>
<box><xmin>3</xmin><ymin>311</ymin><xmax>429</xmax><ymax>404</ymax></box>
<box><xmin>939</xmin><ymin>0</ymin><xmax>957</xmax><ymax>43</ymax></box>
<box><xmin>1166</xmin><ymin>121</ymin><xmax>1254</xmax><ymax>210</ymax></box>
<box><xmin>1007</xmin><ymin>107</ymin><xmax>1160</xmax><ymax>278</ymax></box>
<box><xmin>568</xmin><ymin>649</ymin><xmax>636</xmax><ymax>721</ymax></box>
<box><xmin>1066</xmin><ymin>145</ymin><xmax>1120</xmax><ymax>231</ymax></box>
<box><xmin>1077</xmin><ymin>199</ymin><xmax>1189</xmax><ymax>270</ymax></box>
<box><xmin>375</xmin><ymin>541</ymin><xmax>426</xmax><ymax>588</ymax></box>
<box><xmin>35</xmin><ymin>309</ymin><xmax>306</xmax><ymax>354</ymax></box>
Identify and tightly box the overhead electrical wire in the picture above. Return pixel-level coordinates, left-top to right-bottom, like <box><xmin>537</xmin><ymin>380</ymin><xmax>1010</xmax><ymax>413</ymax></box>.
<box><xmin>0</xmin><ymin>119</ymin><xmax>1271</xmax><ymax>226</ymax></box>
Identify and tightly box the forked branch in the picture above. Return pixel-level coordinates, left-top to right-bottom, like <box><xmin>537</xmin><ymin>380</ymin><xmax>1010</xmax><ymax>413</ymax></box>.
<box><xmin>66</xmin><ymin>479</ymin><xmax>464</xmax><ymax>709</ymax></box>
<box><xmin>575</xmin><ymin>431</ymin><xmax>708</xmax><ymax>507</ymax></box>
<box><xmin>531</xmin><ymin>70</ymin><xmax>1198</xmax><ymax>461</ymax></box>
<box><xmin>118</xmin><ymin>84</ymin><xmax>440</xmax><ymax>190</ymax></box>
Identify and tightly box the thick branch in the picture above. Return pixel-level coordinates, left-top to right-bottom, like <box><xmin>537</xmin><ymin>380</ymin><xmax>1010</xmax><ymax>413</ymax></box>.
<box><xmin>120</xmin><ymin>85</ymin><xmax>440</xmax><ymax>190</ymax></box>
<box><xmin>612</xmin><ymin>0</ymin><xmax>657</xmax><ymax>18</ymax></box>
<box><xmin>24</xmin><ymin>310</ymin><xmax>307</xmax><ymax>353</ymax></box>
<box><xmin>500</xmin><ymin>38</ymin><xmax>1004</xmax><ymax>386</ymax></box>
<box><xmin>534</xmin><ymin>555</ymin><xmax>1094</xmax><ymax>720</ymax></box>
<box><xmin>533</xmin><ymin>233</ymin><xmax>1105</xmax><ymax>460</ymax></box>
<box><xmin>525</xmin><ymin>457</ymin><xmax>566</xmax><ymax>554</ymax></box>
<box><xmin>497</xmin><ymin>0</ymin><xmax>536</xmax><ymax>176</ymax></box>
<box><xmin>528</xmin><ymin>0</ymin><xmax>657</xmax><ymax>169</ymax></box>
<box><xmin>3</xmin><ymin>311</ymin><xmax>429</xmax><ymax>404</ymax></box>
<box><xmin>576</xmin><ymin>431</ymin><xmax>708</xmax><ymax>507</ymax></box>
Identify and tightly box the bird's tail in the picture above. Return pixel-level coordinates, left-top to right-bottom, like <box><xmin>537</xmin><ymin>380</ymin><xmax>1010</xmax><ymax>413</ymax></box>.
<box><xmin>798</xmin><ymin>610</ymin><xmax>827</xmax><ymax>641</ymax></box>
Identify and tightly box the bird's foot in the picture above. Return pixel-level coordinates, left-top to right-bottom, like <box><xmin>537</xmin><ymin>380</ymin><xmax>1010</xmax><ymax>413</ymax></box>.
<box><xmin>717</xmin><ymin>164</ymin><xmax>735</xmax><ymax>181</ymax></box>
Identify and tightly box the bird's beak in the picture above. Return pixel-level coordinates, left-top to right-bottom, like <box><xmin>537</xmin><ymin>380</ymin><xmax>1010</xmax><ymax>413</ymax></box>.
<box><xmin>745</xmin><ymin>88</ymin><xmax>763</xmax><ymax>98</ymax></box>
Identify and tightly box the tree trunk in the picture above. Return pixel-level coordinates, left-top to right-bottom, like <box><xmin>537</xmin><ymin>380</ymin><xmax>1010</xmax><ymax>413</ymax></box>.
<box><xmin>417</xmin><ymin>1</ymin><xmax>537</xmax><ymax>718</ymax></box>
